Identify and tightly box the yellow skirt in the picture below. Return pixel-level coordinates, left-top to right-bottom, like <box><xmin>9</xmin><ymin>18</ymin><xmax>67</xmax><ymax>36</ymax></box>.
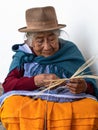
<box><xmin>0</xmin><ymin>95</ymin><xmax>98</xmax><ymax>130</ymax></box>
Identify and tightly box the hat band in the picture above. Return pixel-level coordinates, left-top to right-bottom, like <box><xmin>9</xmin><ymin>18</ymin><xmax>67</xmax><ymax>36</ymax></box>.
<box><xmin>26</xmin><ymin>20</ymin><xmax>58</xmax><ymax>29</ymax></box>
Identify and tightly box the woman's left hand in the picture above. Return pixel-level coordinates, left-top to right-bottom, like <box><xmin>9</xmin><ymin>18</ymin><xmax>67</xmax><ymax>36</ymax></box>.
<box><xmin>66</xmin><ymin>78</ymin><xmax>87</xmax><ymax>94</ymax></box>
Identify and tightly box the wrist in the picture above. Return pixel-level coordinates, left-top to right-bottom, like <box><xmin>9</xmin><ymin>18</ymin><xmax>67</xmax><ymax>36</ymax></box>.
<box><xmin>83</xmin><ymin>83</ymin><xmax>88</xmax><ymax>92</ymax></box>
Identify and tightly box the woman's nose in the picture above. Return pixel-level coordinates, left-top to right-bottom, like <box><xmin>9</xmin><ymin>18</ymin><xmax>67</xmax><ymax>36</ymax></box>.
<box><xmin>43</xmin><ymin>39</ymin><xmax>51</xmax><ymax>50</ymax></box>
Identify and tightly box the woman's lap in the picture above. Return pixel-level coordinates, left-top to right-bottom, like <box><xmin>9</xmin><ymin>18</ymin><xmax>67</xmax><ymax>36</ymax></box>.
<box><xmin>0</xmin><ymin>96</ymin><xmax>98</xmax><ymax>130</ymax></box>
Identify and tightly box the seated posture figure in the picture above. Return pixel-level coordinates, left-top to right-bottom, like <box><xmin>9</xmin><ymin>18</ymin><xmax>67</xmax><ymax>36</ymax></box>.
<box><xmin>0</xmin><ymin>6</ymin><xmax>98</xmax><ymax>130</ymax></box>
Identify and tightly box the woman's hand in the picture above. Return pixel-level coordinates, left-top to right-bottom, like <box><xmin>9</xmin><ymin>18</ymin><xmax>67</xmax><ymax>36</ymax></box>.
<box><xmin>66</xmin><ymin>78</ymin><xmax>87</xmax><ymax>94</ymax></box>
<box><xmin>34</xmin><ymin>74</ymin><xmax>59</xmax><ymax>87</ymax></box>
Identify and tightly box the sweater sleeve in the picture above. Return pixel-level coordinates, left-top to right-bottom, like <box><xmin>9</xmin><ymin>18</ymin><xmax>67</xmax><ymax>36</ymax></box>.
<box><xmin>2</xmin><ymin>68</ymin><xmax>38</xmax><ymax>92</ymax></box>
<box><xmin>86</xmin><ymin>82</ymin><xmax>95</xmax><ymax>95</ymax></box>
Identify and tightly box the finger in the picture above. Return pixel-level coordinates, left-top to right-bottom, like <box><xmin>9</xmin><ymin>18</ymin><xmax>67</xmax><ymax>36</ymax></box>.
<box><xmin>70</xmin><ymin>78</ymin><xmax>82</xmax><ymax>83</ymax></box>
<box><xmin>67</xmin><ymin>82</ymin><xmax>78</xmax><ymax>88</ymax></box>
<box><xmin>67</xmin><ymin>82</ymin><xmax>84</xmax><ymax>94</ymax></box>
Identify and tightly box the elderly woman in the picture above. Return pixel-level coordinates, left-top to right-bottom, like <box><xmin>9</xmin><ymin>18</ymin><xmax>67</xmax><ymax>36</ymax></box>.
<box><xmin>0</xmin><ymin>6</ymin><xmax>98</xmax><ymax>130</ymax></box>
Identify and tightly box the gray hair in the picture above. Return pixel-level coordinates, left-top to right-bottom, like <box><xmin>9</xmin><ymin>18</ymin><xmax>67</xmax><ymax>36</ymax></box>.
<box><xmin>24</xmin><ymin>30</ymin><xmax>60</xmax><ymax>46</ymax></box>
<box><xmin>24</xmin><ymin>29</ymin><xmax>69</xmax><ymax>46</ymax></box>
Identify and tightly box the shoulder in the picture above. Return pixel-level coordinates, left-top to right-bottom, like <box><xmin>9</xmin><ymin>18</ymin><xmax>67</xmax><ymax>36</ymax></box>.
<box><xmin>59</xmin><ymin>39</ymin><xmax>78</xmax><ymax>48</ymax></box>
<box><xmin>12</xmin><ymin>43</ymin><xmax>24</xmax><ymax>51</ymax></box>
<box><xmin>59</xmin><ymin>39</ymin><xmax>80</xmax><ymax>51</ymax></box>
<box><xmin>11</xmin><ymin>43</ymin><xmax>33</xmax><ymax>56</ymax></box>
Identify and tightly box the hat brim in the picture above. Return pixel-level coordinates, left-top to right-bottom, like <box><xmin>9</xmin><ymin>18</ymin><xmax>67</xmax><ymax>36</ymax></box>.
<box><xmin>18</xmin><ymin>24</ymin><xmax>66</xmax><ymax>32</ymax></box>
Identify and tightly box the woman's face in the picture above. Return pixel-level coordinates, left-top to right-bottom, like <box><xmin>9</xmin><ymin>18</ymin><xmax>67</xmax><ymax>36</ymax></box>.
<box><xmin>29</xmin><ymin>31</ymin><xmax>59</xmax><ymax>57</ymax></box>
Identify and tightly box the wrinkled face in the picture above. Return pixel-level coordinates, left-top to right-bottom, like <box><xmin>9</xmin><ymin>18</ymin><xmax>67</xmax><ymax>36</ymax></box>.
<box><xmin>29</xmin><ymin>31</ymin><xmax>59</xmax><ymax>57</ymax></box>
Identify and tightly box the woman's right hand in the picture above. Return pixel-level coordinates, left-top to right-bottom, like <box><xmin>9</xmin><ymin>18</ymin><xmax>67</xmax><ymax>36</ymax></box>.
<box><xmin>34</xmin><ymin>73</ymin><xmax>59</xmax><ymax>88</ymax></box>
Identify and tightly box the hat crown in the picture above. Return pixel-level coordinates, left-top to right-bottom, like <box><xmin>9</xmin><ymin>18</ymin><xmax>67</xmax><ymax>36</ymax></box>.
<box><xmin>26</xmin><ymin>6</ymin><xmax>58</xmax><ymax>29</ymax></box>
<box><xmin>27</xmin><ymin>6</ymin><xmax>57</xmax><ymax>21</ymax></box>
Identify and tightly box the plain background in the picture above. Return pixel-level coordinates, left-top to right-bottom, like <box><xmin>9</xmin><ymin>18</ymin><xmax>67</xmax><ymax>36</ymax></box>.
<box><xmin>0</xmin><ymin>0</ymin><xmax>98</xmax><ymax>83</ymax></box>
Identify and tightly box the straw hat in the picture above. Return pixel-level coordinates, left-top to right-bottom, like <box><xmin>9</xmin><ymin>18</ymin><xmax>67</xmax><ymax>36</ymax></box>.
<box><xmin>18</xmin><ymin>6</ymin><xmax>66</xmax><ymax>32</ymax></box>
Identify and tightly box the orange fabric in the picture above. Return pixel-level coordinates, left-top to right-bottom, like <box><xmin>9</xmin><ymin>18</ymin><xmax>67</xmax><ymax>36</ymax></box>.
<box><xmin>0</xmin><ymin>96</ymin><xmax>98</xmax><ymax>130</ymax></box>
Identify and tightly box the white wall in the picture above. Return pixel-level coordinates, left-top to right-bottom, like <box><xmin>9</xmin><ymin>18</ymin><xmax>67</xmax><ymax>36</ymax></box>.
<box><xmin>0</xmin><ymin>0</ymin><xmax>98</xmax><ymax>82</ymax></box>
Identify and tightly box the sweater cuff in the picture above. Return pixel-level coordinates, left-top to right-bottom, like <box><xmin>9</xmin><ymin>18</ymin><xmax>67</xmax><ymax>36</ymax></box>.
<box><xmin>85</xmin><ymin>82</ymin><xmax>95</xmax><ymax>95</ymax></box>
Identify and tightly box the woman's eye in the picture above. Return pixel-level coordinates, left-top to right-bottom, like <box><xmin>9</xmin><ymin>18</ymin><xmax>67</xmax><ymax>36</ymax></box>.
<box><xmin>48</xmin><ymin>36</ymin><xmax>56</xmax><ymax>42</ymax></box>
<box><xmin>36</xmin><ymin>39</ymin><xmax>44</xmax><ymax>45</ymax></box>
<box><xmin>48</xmin><ymin>38</ymin><xmax>55</xmax><ymax>43</ymax></box>
<box><xmin>50</xmin><ymin>38</ymin><xmax>55</xmax><ymax>42</ymax></box>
